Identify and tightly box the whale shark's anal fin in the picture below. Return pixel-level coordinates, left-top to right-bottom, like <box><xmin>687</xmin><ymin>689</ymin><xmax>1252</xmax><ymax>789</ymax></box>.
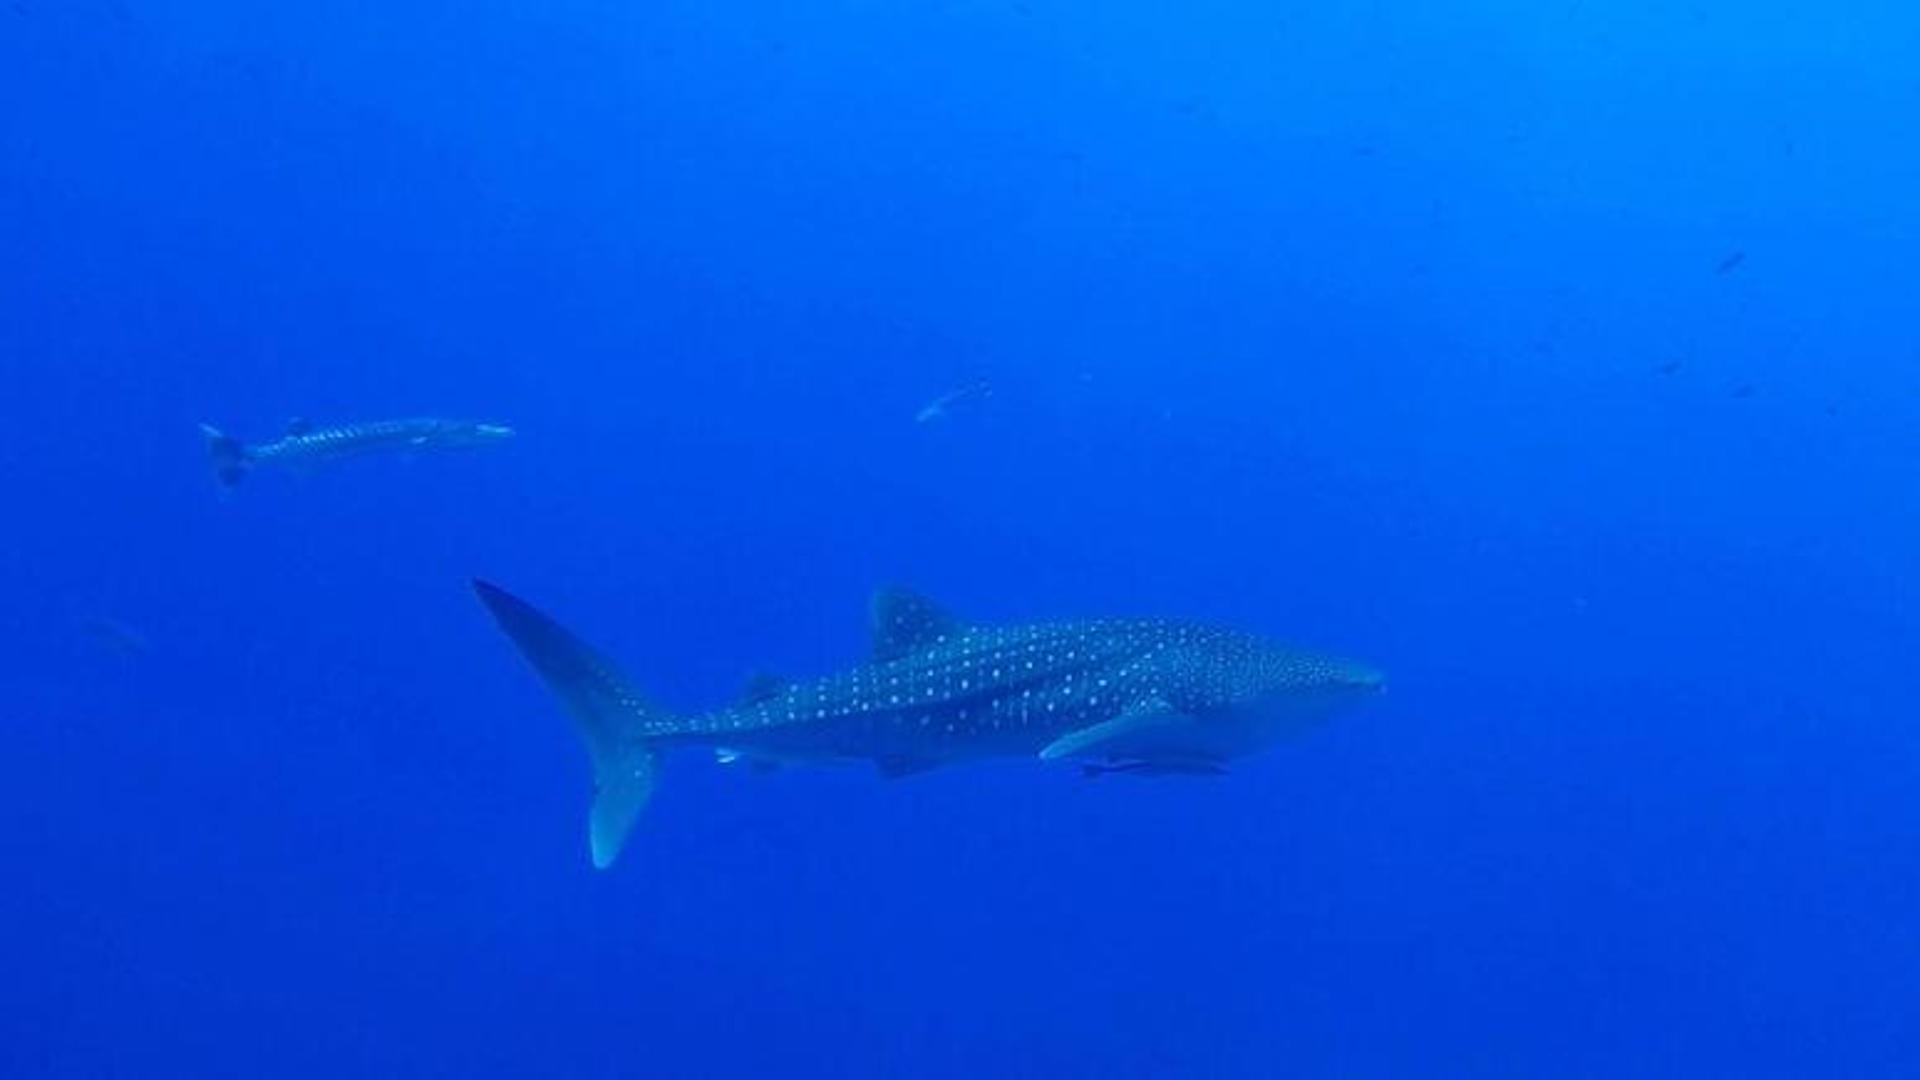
<box><xmin>1038</xmin><ymin>698</ymin><xmax>1191</xmax><ymax>762</ymax></box>
<box><xmin>715</xmin><ymin>747</ymin><xmax>785</xmax><ymax>773</ymax></box>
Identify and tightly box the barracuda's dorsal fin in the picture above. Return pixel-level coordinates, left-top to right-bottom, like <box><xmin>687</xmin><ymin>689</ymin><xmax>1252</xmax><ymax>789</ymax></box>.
<box><xmin>739</xmin><ymin>671</ymin><xmax>790</xmax><ymax>704</ymax></box>
<box><xmin>870</xmin><ymin>587</ymin><xmax>962</xmax><ymax>661</ymax></box>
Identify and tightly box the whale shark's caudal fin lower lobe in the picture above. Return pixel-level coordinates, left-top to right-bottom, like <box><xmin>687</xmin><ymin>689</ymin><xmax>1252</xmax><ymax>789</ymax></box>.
<box><xmin>471</xmin><ymin>579</ymin><xmax>663</xmax><ymax>869</ymax></box>
<box><xmin>198</xmin><ymin>423</ymin><xmax>249</xmax><ymax>486</ymax></box>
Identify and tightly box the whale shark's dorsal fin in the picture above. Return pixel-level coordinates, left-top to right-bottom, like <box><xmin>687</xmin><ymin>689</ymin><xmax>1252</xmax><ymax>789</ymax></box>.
<box><xmin>739</xmin><ymin>671</ymin><xmax>790</xmax><ymax>704</ymax></box>
<box><xmin>285</xmin><ymin>417</ymin><xmax>312</xmax><ymax>436</ymax></box>
<box><xmin>870</xmin><ymin>587</ymin><xmax>961</xmax><ymax>661</ymax></box>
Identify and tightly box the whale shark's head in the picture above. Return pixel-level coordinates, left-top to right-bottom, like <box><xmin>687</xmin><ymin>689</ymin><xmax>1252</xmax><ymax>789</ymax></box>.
<box><xmin>1153</xmin><ymin>631</ymin><xmax>1383</xmax><ymax>757</ymax></box>
<box><xmin>1241</xmin><ymin>640</ymin><xmax>1384</xmax><ymax>711</ymax></box>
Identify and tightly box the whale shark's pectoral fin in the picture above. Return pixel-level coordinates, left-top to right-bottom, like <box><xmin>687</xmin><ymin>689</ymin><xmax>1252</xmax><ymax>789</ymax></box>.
<box><xmin>1038</xmin><ymin>699</ymin><xmax>1191</xmax><ymax>762</ymax></box>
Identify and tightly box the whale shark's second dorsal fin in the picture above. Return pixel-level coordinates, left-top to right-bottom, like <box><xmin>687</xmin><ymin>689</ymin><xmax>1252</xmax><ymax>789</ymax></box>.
<box><xmin>739</xmin><ymin>671</ymin><xmax>790</xmax><ymax>704</ymax></box>
<box><xmin>870</xmin><ymin>587</ymin><xmax>961</xmax><ymax>661</ymax></box>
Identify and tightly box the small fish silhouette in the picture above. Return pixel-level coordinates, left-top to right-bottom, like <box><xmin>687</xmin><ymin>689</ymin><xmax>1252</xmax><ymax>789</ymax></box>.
<box><xmin>915</xmin><ymin>378</ymin><xmax>991</xmax><ymax>424</ymax></box>
<box><xmin>75</xmin><ymin>614</ymin><xmax>152</xmax><ymax>656</ymax></box>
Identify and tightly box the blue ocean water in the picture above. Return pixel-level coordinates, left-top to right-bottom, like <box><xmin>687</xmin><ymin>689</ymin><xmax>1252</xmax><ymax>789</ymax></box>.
<box><xmin>4</xmin><ymin>1</ymin><xmax>1918</xmax><ymax>1075</ymax></box>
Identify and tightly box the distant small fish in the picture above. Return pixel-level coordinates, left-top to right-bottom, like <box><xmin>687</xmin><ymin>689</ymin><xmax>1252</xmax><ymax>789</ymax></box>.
<box><xmin>1730</xmin><ymin>382</ymin><xmax>1758</xmax><ymax>399</ymax></box>
<box><xmin>1715</xmin><ymin>251</ymin><xmax>1747</xmax><ymax>275</ymax></box>
<box><xmin>1654</xmin><ymin>360</ymin><xmax>1684</xmax><ymax>376</ymax></box>
<box><xmin>75</xmin><ymin>614</ymin><xmax>152</xmax><ymax>656</ymax></box>
<box><xmin>915</xmin><ymin>379</ymin><xmax>991</xmax><ymax>424</ymax></box>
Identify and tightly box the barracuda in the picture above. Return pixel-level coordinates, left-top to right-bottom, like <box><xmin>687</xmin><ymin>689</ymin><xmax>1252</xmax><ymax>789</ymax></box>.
<box><xmin>198</xmin><ymin>417</ymin><xmax>513</xmax><ymax>486</ymax></box>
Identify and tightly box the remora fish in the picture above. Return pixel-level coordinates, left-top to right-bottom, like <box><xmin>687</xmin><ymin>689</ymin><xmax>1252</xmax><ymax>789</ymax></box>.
<box><xmin>198</xmin><ymin>417</ymin><xmax>513</xmax><ymax>486</ymax></box>
<box><xmin>473</xmin><ymin>579</ymin><xmax>1384</xmax><ymax>868</ymax></box>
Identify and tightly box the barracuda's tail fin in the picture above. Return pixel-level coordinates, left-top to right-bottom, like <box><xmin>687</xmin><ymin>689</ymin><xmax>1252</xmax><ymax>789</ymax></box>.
<box><xmin>471</xmin><ymin>579</ymin><xmax>664</xmax><ymax>869</ymax></box>
<box><xmin>198</xmin><ymin>423</ymin><xmax>249</xmax><ymax>487</ymax></box>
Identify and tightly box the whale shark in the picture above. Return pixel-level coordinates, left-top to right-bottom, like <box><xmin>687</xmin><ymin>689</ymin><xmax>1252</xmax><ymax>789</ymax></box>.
<box><xmin>472</xmin><ymin>579</ymin><xmax>1383</xmax><ymax>868</ymax></box>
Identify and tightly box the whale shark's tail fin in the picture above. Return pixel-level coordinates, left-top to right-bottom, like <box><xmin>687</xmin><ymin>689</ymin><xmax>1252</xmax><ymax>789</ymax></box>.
<box><xmin>198</xmin><ymin>423</ymin><xmax>250</xmax><ymax>487</ymax></box>
<box><xmin>471</xmin><ymin>579</ymin><xmax>663</xmax><ymax>869</ymax></box>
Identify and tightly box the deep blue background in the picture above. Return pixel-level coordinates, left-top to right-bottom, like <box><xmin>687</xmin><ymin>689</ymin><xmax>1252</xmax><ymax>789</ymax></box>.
<box><xmin>5</xmin><ymin>2</ymin><xmax>1918</xmax><ymax>1076</ymax></box>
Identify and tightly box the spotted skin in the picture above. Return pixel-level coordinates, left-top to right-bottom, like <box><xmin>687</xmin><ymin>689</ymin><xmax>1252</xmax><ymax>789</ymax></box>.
<box><xmin>474</xmin><ymin>581</ymin><xmax>1384</xmax><ymax>865</ymax></box>
<box><xmin>664</xmin><ymin>617</ymin><xmax>1377</xmax><ymax>766</ymax></box>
